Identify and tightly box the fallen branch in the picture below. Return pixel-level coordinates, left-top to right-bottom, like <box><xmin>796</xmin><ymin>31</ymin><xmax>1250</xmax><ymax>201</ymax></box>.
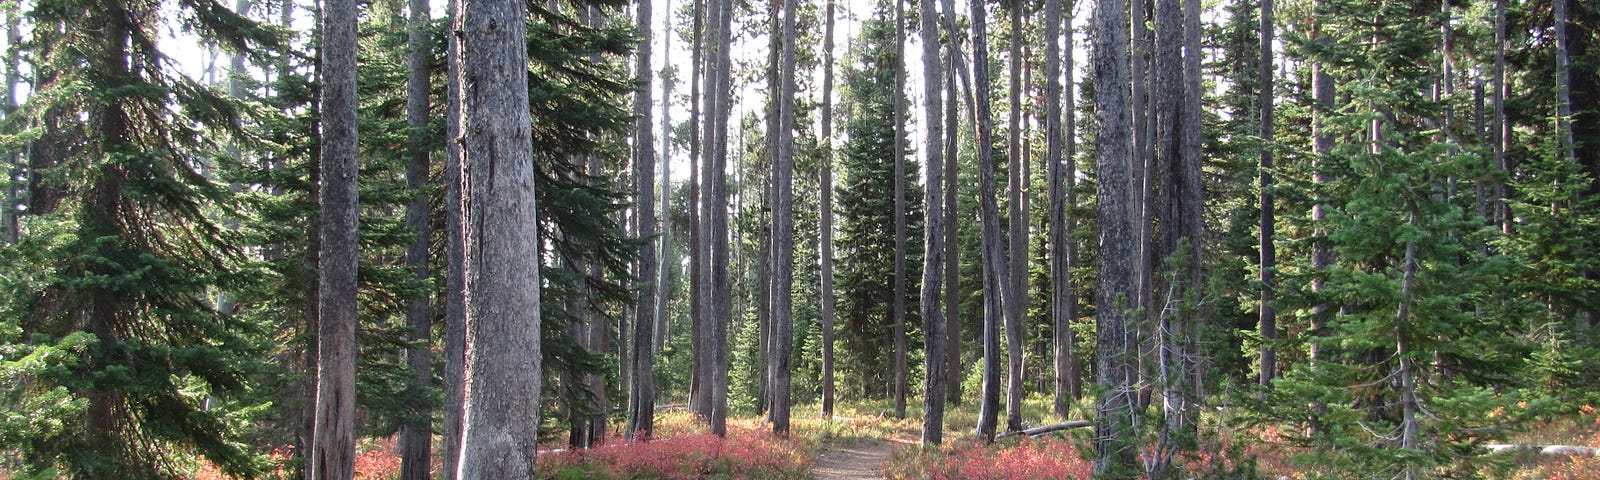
<box><xmin>1483</xmin><ymin>444</ymin><xmax>1600</xmax><ymax>456</ymax></box>
<box><xmin>997</xmin><ymin>420</ymin><xmax>1094</xmax><ymax>439</ymax></box>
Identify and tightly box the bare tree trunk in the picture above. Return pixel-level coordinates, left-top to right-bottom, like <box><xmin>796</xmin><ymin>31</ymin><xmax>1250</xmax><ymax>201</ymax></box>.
<box><xmin>1397</xmin><ymin>214</ymin><xmax>1420</xmax><ymax>480</ymax></box>
<box><xmin>1004</xmin><ymin>0</ymin><xmax>1027</xmax><ymax>433</ymax></box>
<box><xmin>657</xmin><ymin>0</ymin><xmax>674</xmax><ymax>357</ymax></box>
<box><xmin>1151</xmin><ymin>0</ymin><xmax>1183</xmax><ymax>473</ymax></box>
<box><xmin>628</xmin><ymin>0</ymin><xmax>659</xmax><ymax>442</ymax></box>
<box><xmin>1063</xmin><ymin>4</ymin><xmax>1081</xmax><ymax>403</ymax></box>
<box><xmin>892</xmin><ymin>0</ymin><xmax>910</xmax><ymax>419</ymax></box>
<box><xmin>1179</xmin><ymin>0</ymin><xmax>1204</xmax><ymax>420</ymax></box>
<box><xmin>399</xmin><ymin>0</ymin><xmax>432</xmax><ymax>473</ymax></box>
<box><xmin>454</xmin><ymin>0</ymin><xmax>542</xmax><ymax>474</ymax></box>
<box><xmin>1257</xmin><ymin>0</ymin><xmax>1276</xmax><ymax>387</ymax></box>
<box><xmin>1492</xmin><ymin>0</ymin><xmax>1507</xmax><ymax>233</ymax></box>
<box><xmin>0</xmin><ymin>7</ymin><xmax>17</xmax><ymax>245</ymax></box>
<box><xmin>1555</xmin><ymin>0</ymin><xmax>1574</xmax><ymax>167</ymax></box>
<box><xmin>441</xmin><ymin>0</ymin><xmax>466</xmax><ymax>472</ymax></box>
<box><xmin>819</xmin><ymin>0</ymin><xmax>838</xmax><ymax>421</ymax></box>
<box><xmin>1092</xmin><ymin>0</ymin><xmax>1140</xmax><ymax>472</ymax></box>
<box><xmin>689</xmin><ymin>0</ymin><xmax>711</xmax><ymax>420</ymax></box>
<box><xmin>1046</xmin><ymin>0</ymin><xmax>1071</xmax><ymax>418</ymax></box>
<box><xmin>1309</xmin><ymin>0</ymin><xmax>1333</xmax><ymax>365</ymax></box>
<box><xmin>705</xmin><ymin>0</ymin><xmax>734</xmax><ymax>437</ymax></box>
<box><xmin>310</xmin><ymin>0</ymin><xmax>359</xmax><ymax>474</ymax></box>
<box><xmin>919</xmin><ymin>0</ymin><xmax>948</xmax><ymax>445</ymax></box>
<box><xmin>769</xmin><ymin>0</ymin><xmax>798</xmax><ymax>436</ymax></box>
<box><xmin>944</xmin><ymin>51</ymin><xmax>964</xmax><ymax>408</ymax></box>
<box><xmin>971</xmin><ymin>0</ymin><xmax>1012</xmax><ymax>444</ymax></box>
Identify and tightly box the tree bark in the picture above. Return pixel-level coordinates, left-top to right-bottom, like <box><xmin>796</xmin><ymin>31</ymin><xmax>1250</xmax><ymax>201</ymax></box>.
<box><xmin>1004</xmin><ymin>0</ymin><xmax>1027</xmax><ymax>433</ymax></box>
<box><xmin>1555</xmin><ymin>0</ymin><xmax>1574</xmax><ymax>167</ymax></box>
<box><xmin>657</xmin><ymin>0</ymin><xmax>674</xmax><ymax>358</ymax></box>
<box><xmin>1046</xmin><ymin>0</ymin><xmax>1070</xmax><ymax>418</ymax></box>
<box><xmin>971</xmin><ymin>0</ymin><xmax>1011</xmax><ymax>444</ymax></box>
<box><xmin>819</xmin><ymin>0</ymin><xmax>838</xmax><ymax>421</ymax></box>
<box><xmin>399</xmin><ymin>0</ymin><xmax>432</xmax><ymax>474</ymax></box>
<box><xmin>944</xmin><ymin>36</ymin><xmax>964</xmax><ymax>408</ymax></box>
<box><xmin>918</xmin><ymin>0</ymin><xmax>947</xmax><ymax>445</ymax></box>
<box><xmin>1309</xmin><ymin>0</ymin><xmax>1333</xmax><ymax>364</ymax></box>
<box><xmin>310</xmin><ymin>0</ymin><xmax>359</xmax><ymax>474</ymax></box>
<box><xmin>892</xmin><ymin>0</ymin><xmax>910</xmax><ymax>420</ymax></box>
<box><xmin>769</xmin><ymin>0</ymin><xmax>798</xmax><ymax>436</ymax></box>
<box><xmin>629</xmin><ymin>0</ymin><xmax>659</xmax><ymax>442</ymax></box>
<box><xmin>1092</xmin><ymin>0</ymin><xmax>1140</xmax><ymax>472</ymax></box>
<box><xmin>1063</xmin><ymin>4</ymin><xmax>1081</xmax><ymax>403</ymax></box>
<box><xmin>1257</xmin><ymin>0</ymin><xmax>1276</xmax><ymax>387</ymax></box>
<box><xmin>441</xmin><ymin>0</ymin><xmax>466</xmax><ymax>473</ymax></box>
<box><xmin>688</xmin><ymin>0</ymin><xmax>710</xmax><ymax>420</ymax></box>
<box><xmin>705</xmin><ymin>0</ymin><xmax>734</xmax><ymax>437</ymax></box>
<box><xmin>1492</xmin><ymin>0</ymin><xmax>1507</xmax><ymax>233</ymax></box>
<box><xmin>454</xmin><ymin>0</ymin><xmax>542</xmax><ymax>474</ymax></box>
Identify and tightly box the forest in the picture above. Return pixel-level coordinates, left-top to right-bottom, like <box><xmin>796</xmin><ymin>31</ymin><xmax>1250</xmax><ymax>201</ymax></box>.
<box><xmin>0</xmin><ymin>0</ymin><xmax>1597</xmax><ymax>478</ymax></box>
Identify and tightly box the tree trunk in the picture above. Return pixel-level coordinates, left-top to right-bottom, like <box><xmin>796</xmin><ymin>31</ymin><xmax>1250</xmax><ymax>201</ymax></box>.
<box><xmin>918</xmin><ymin>0</ymin><xmax>947</xmax><ymax>445</ymax></box>
<box><xmin>706</xmin><ymin>0</ymin><xmax>734</xmax><ymax>437</ymax></box>
<box><xmin>1045</xmin><ymin>0</ymin><xmax>1070</xmax><ymax>418</ymax></box>
<box><xmin>1092</xmin><ymin>0</ymin><xmax>1139</xmax><ymax>472</ymax></box>
<box><xmin>441</xmin><ymin>0</ymin><xmax>466</xmax><ymax>472</ymax></box>
<box><xmin>971</xmin><ymin>0</ymin><xmax>1010</xmax><ymax>444</ymax></box>
<box><xmin>0</xmin><ymin>7</ymin><xmax>17</xmax><ymax>244</ymax></box>
<box><xmin>1309</xmin><ymin>0</ymin><xmax>1333</xmax><ymax>364</ymax></box>
<box><xmin>1555</xmin><ymin>0</ymin><xmax>1573</xmax><ymax>167</ymax></box>
<box><xmin>310</xmin><ymin>0</ymin><xmax>359</xmax><ymax>474</ymax></box>
<box><xmin>454</xmin><ymin>0</ymin><xmax>542</xmax><ymax>474</ymax></box>
<box><xmin>1492</xmin><ymin>0</ymin><xmax>1507</xmax><ymax>233</ymax></box>
<box><xmin>1180</xmin><ymin>0</ymin><xmax>1204</xmax><ymax>424</ymax></box>
<box><xmin>892</xmin><ymin>0</ymin><xmax>910</xmax><ymax>420</ymax></box>
<box><xmin>657</xmin><ymin>0</ymin><xmax>674</xmax><ymax>358</ymax></box>
<box><xmin>689</xmin><ymin>0</ymin><xmax>711</xmax><ymax>420</ymax></box>
<box><xmin>819</xmin><ymin>0</ymin><xmax>838</xmax><ymax>421</ymax></box>
<box><xmin>1004</xmin><ymin>0</ymin><xmax>1027</xmax><ymax>433</ymax></box>
<box><xmin>399</xmin><ymin>0</ymin><xmax>432</xmax><ymax>474</ymax></box>
<box><xmin>1063</xmin><ymin>4</ymin><xmax>1081</xmax><ymax>403</ymax></box>
<box><xmin>769</xmin><ymin>0</ymin><xmax>798</xmax><ymax>436</ymax></box>
<box><xmin>628</xmin><ymin>0</ymin><xmax>659</xmax><ymax>442</ymax></box>
<box><xmin>1257</xmin><ymin>0</ymin><xmax>1276</xmax><ymax>387</ymax></box>
<box><xmin>944</xmin><ymin>44</ymin><xmax>964</xmax><ymax>408</ymax></box>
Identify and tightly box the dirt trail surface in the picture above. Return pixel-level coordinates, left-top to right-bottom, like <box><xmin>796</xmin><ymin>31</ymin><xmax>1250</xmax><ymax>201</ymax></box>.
<box><xmin>811</xmin><ymin>437</ymin><xmax>895</xmax><ymax>480</ymax></box>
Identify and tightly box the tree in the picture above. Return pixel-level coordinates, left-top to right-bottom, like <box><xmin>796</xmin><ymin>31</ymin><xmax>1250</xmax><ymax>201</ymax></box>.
<box><xmin>0</xmin><ymin>0</ymin><xmax>271</xmax><ymax>476</ymax></box>
<box><xmin>705</xmin><ymin>0</ymin><xmax>734</xmax><ymax>437</ymax></box>
<box><xmin>1091</xmin><ymin>0</ymin><xmax>1139</xmax><ymax>473</ymax></box>
<box><xmin>1049</xmin><ymin>0</ymin><xmax>1082</xmax><ymax>414</ymax></box>
<box><xmin>629</xmin><ymin>0</ymin><xmax>660</xmax><ymax>441</ymax></box>
<box><xmin>311</xmin><ymin>0</ymin><xmax>360</xmax><ymax>475</ymax></box>
<box><xmin>971</xmin><ymin>0</ymin><xmax>1011</xmax><ymax>444</ymax></box>
<box><xmin>453</xmin><ymin>0</ymin><xmax>542</xmax><ymax>475</ymax></box>
<box><xmin>769</xmin><ymin>0</ymin><xmax>799</xmax><ymax>436</ymax></box>
<box><xmin>892</xmin><ymin>0</ymin><xmax>911</xmax><ymax>419</ymax></box>
<box><xmin>1004</xmin><ymin>0</ymin><xmax>1028</xmax><ymax>433</ymax></box>
<box><xmin>918</xmin><ymin>0</ymin><xmax>948</xmax><ymax>445</ymax></box>
<box><xmin>398</xmin><ymin>0</ymin><xmax>433</xmax><ymax>474</ymax></box>
<box><xmin>819</xmin><ymin>0</ymin><xmax>839</xmax><ymax>420</ymax></box>
<box><xmin>1256</xmin><ymin>0</ymin><xmax>1276</xmax><ymax>387</ymax></box>
<box><xmin>442</xmin><ymin>0</ymin><xmax>467</xmax><ymax>473</ymax></box>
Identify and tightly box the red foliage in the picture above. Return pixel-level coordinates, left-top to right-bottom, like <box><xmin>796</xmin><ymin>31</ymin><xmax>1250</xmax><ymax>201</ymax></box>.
<box><xmin>536</xmin><ymin>425</ymin><xmax>809</xmax><ymax>479</ymax></box>
<box><xmin>891</xmin><ymin>437</ymin><xmax>1093</xmax><ymax>480</ymax></box>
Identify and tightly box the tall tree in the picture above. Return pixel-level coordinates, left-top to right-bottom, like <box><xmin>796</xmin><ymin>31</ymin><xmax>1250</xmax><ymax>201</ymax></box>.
<box><xmin>1004</xmin><ymin>0</ymin><xmax>1027</xmax><ymax>433</ymax></box>
<box><xmin>1256</xmin><ymin>0</ymin><xmax>1276</xmax><ymax>386</ymax></box>
<box><xmin>688</xmin><ymin>0</ymin><xmax>712</xmax><ymax>420</ymax></box>
<box><xmin>705</xmin><ymin>0</ymin><xmax>734</xmax><ymax>437</ymax></box>
<box><xmin>769</xmin><ymin>0</ymin><xmax>799</xmax><ymax>436</ymax></box>
<box><xmin>918</xmin><ymin>0</ymin><xmax>948</xmax><ymax>445</ymax></box>
<box><xmin>1309</xmin><ymin>0</ymin><xmax>1333</xmax><ymax>364</ymax></box>
<box><xmin>629</xmin><ymin>0</ymin><xmax>660</xmax><ymax>441</ymax></box>
<box><xmin>311</xmin><ymin>0</ymin><xmax>360</xmax><ymax>475</ymax></box>
<box><xmin>399</xmin><ymin>0</ymin><xmax>433</xmax><ymax>474</ymax></box>
<box><xmin>453</xmin><ymin>0</ymin><xmax>542</xmax><ymax>475</ymax></box>
<box><xmin>1046</xmin><ymin>0</ymin><xmax>1074</xmax><ymax>417</ymax></box>
<box><xmin>892</xmin><ymin>0</ymin><xmax>911</xmax><ymax>419</ymax></box>
<box><xmin>971</xmin><ymin>0</ymin><xmax>1010</xmax><ymax>444</ymax></box>
<box><xmin>819</xmin><ymin>0</ymin><xmax>839</xmax><ymax>420</ymax></box>
<box><xmin>1092</xmin><ymin>0</ymin><xmax>1140</xmax><ymax>472</ymax></box>
<box><xmin>442</xmin><ymin>0</ymin><xmax>467</xmax><ymax>473</ymax></box>
<box><xmin>1555</xmin><ymin>0</ymin><xmax>1574</xmax><ymax>168</ymax></box>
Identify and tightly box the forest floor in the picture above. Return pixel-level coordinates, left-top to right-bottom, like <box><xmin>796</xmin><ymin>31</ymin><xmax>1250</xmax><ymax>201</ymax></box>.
<box><xmin>810</xmin><ymin>436</ymin><xmax>896</xmax><ymax>480</ymax></box>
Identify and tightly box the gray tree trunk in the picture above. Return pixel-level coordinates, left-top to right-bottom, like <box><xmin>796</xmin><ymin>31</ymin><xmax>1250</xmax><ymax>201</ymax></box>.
<box><xmin>1062</xmin><ymin>4</ymin><xmax>1081</xmax><ymax>403</ymax></box>
<box><xmin>944</xmin><ymin>35</ymin><xmax>964</xmax><ymax>408</ymax></box>
<box><xmin>310</xmin><ymin>0</ymin><xmax>359</xmax><ymax>475</ymax></box>
<box><xmin>1003</xmin><ymin>0</ymin><xmax>1026</xmax><ymax>433</ymax></box>
<box><xmin>1493</xmin><ymin>0</ymin><xmax>1507</xmax><ymax>232</ymax></box>
<box><xmin>1045</xmin><ymin>0</ymin><xmax>1069</xmax><ymax>418</ymax></box>
<box><xmin>1257</xmin><ymin>0</ymin><xmax>1276</xmax><ymax>387</ymax></box>
<box><xmin>918</xmin><ymin>0</ymin><xmax>947</xmax><ymax>445</ymax></box>
<box><xmin>705</xmin><ymin>0</ymin><xmax>734</xmax><ymax>437</ymax></box>
<box><xmin>892</xmin><ymin>0</ymin><xmax>910</xmax><ymax>420</ymax></box>
<box><xmin>629</xmin><ymin>0</ymin><xmax>659</xmax><ymax>441</ymax></box>
<box><xmin>441</xmin><ymin>0</ymin><xmax>466</xmax><ymax>473</ymax></box>
<box><xmin>819</xmin><ymin>0</ymin><xmax>838</xmax><ymax>421</ymax></box>
<box><xmin>0</xmin><ymin>7</ymin><xmax>17</xmax><ymax>244</ymax></box>
<box><xmin>1309</xmin><ymin>0</ymin><xmax>1333</xmax><ymax>364</ymax></box>
<box><xmin>399</xmin><ymin>0</ymin><xmax>433</xmax><ymax>474</ymax></box>
<box><xmin>454</xmin><ymin>0</ymin><xmax>543</xmax><ymax>475</ymax></box>
<box><xmin>970</xmin><ymin>0</ymin><xmax>1011</xmax><ymax>444</ymax></box>
<box><xmin>1180</xmin><ymin>0</ymin><xmax>1204</xmax><ymax>424</ymax></box>
<box><xmin>688</xmin><ymin>0</ymin><xmax>711</xmax><ymax>420</ymax></box>
<box><xmin>1555</xmin><ymin>0</ymin><xmax>1573</xmax><ymax>166</ymax></box>
<box><xmin>769</xmin><ymin>0</ymin><xmax>798</xmax><ymax>436</ymax></box>
<box><xmin>1092</xmin><ymin>0</ymin><xmax>1140</xmax><ymax>472</ymax></box>
<box><xmin>657</xmin><ymin>0</ymin><xmax>674</xmax><ymax>361</ymax></box>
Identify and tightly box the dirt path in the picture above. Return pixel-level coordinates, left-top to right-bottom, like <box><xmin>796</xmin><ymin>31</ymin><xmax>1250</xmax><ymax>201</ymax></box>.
<box><xmin>810</xmin><ymin>437</ymin><xmax>896</xmax><ymax>480</ymax></box>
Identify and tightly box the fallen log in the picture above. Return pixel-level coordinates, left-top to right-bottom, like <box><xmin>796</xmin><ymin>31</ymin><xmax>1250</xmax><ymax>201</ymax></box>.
<box><xmin>997</xmin><ymin>420</ymin><xmax>1095</xmax><ymax>439</ymax></box>
<box><xmin>1483</xmin><ymin>444</ymin><xmax>1600</xmax><ymax>456</ymax></box>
